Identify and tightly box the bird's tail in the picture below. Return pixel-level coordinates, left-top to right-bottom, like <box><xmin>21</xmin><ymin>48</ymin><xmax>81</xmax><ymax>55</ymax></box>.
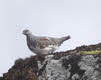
<box><xmin>59</xmin><ymin>35</ymin><xmax>71</xmax><ymax>44</ymax></box>
<box><xmin>61</xmin><ymin>35</ymin><xmax>71</xmax><ymax>41</ymax></box>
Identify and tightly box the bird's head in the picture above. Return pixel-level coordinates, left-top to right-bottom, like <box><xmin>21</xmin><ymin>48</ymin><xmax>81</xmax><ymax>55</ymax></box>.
<box><xmin>22</xmin><ymin>29</ymin><xmax>31</xmax><ymax>35</ymax></box>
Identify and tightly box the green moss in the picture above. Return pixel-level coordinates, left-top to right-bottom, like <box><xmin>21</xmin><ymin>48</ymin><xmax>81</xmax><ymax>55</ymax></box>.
<box><xmin>81</xmin><ymin>50</ymin><xmax>101</xmax><ymax>55</ymax></box>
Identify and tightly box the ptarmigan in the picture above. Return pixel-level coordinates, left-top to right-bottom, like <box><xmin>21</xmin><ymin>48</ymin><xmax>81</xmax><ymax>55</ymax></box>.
<box><xmin>23</xmin><ymin>29</ymin><xmax>70</xmax><ymax>55</ymax></box>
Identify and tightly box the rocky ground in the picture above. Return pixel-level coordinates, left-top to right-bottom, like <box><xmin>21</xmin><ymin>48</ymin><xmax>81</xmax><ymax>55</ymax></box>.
<box><xmin>0</xmin><ymin>43</ymin><xmax>101</xmax><ymax>80</ymax></box>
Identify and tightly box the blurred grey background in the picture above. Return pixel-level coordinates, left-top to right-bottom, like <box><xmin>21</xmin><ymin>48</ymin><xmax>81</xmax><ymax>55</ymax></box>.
<box><xmin>0</xmin><ymin>0</ymin><xmax>101</xmax><ymax>76</ymax></box>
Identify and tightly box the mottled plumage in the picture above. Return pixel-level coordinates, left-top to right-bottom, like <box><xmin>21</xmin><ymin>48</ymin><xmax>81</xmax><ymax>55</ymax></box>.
<box><xmin>23</xmin><ymin>29</ymin><xmax>70</xmax><ymax>55</ymax></box>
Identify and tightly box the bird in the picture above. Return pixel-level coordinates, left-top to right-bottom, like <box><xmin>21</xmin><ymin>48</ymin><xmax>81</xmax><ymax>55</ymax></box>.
<box><xmin>23</xmin><ymin>29</ymin><xmax>71</xmax><ymax>55</ymax></box>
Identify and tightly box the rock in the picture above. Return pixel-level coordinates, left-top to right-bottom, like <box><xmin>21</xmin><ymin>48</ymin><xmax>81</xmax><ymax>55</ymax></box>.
<box><xmin>0</xmin><ymin>43</ymin><xmax>101</xmax><ymax>80</ymax></box>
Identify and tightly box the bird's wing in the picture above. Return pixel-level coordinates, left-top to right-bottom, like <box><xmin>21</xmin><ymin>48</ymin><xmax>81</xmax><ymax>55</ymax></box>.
<box><xmin>32</xmin><ymin>37</ymin><xmax>57</xmax><ymax>50</ymax></box>
<box><xmin>38</xmin><ymin>38</ymin><xmax>53</xmax><ymax>49</ymax></box>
